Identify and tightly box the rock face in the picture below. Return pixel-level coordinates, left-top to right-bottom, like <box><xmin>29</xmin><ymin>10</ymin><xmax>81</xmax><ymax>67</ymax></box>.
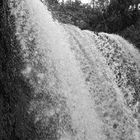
<box><xmin>0</xmin><ymin>0</ymin><xmax>140</xmax><ymax>140</ymax></box>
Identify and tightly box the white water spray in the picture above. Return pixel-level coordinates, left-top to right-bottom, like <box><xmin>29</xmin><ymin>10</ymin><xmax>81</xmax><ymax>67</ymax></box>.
<box><xmin>15</xmin><ymin>0</ymin><xmax>105</xmax><ymax>139</ymax></box>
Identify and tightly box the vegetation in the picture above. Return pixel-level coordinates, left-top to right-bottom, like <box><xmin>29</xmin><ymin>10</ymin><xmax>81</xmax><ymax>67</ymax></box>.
<box><xmin>46</xmin><ymin>0</ymin><xmax>140</xmax><ymax>50</ymax></box>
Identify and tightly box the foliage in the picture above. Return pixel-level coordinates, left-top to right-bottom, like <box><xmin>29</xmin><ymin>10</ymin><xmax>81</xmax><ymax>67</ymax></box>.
<box><xmin>105</xmin><ymin>0</ymin><xmax>140</xmax><ymax>49</ymax></box>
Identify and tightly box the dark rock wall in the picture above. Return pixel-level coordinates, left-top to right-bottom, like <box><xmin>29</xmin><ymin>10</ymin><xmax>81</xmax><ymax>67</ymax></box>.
<box><xmin>0</xmin><ymin>1</ymin><xmax>40</xmax><ymax>139</ymax></box>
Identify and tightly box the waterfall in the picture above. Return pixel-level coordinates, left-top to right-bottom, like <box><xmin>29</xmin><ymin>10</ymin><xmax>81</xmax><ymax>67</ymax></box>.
<box><xmin>0</xmin><ymin>0</ymin><xmax>140</xmax><ymax>140</ymax></box>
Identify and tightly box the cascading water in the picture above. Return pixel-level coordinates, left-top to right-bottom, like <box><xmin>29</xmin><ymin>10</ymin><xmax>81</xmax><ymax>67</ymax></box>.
<box><xmin>0</xmin><ymin>0</ymin><xmax>140</xmax><ymax>140</ymax></box>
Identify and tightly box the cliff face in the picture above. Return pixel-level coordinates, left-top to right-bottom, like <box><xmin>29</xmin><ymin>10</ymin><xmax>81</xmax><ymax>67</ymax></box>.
<box><xmin>0</xmin><ymin>0</ymin><xmax>35</xmax><ymax>139</ymax></box>
<box><xmin>0</xmin><ymin>1</ymin><xmax>140</xmax><ymax>140</ymax></box>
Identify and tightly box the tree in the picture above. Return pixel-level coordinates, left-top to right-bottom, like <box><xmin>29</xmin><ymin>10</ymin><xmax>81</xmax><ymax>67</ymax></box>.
<box><xmin>91</xmin><ymin>0</ymin><xmax>110</xmax><ymax>11</ymax></box>
<box><xmin>104</xmin><ymin>0</ymin><xmax>140</xmax><ymax>33</ymax></box>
